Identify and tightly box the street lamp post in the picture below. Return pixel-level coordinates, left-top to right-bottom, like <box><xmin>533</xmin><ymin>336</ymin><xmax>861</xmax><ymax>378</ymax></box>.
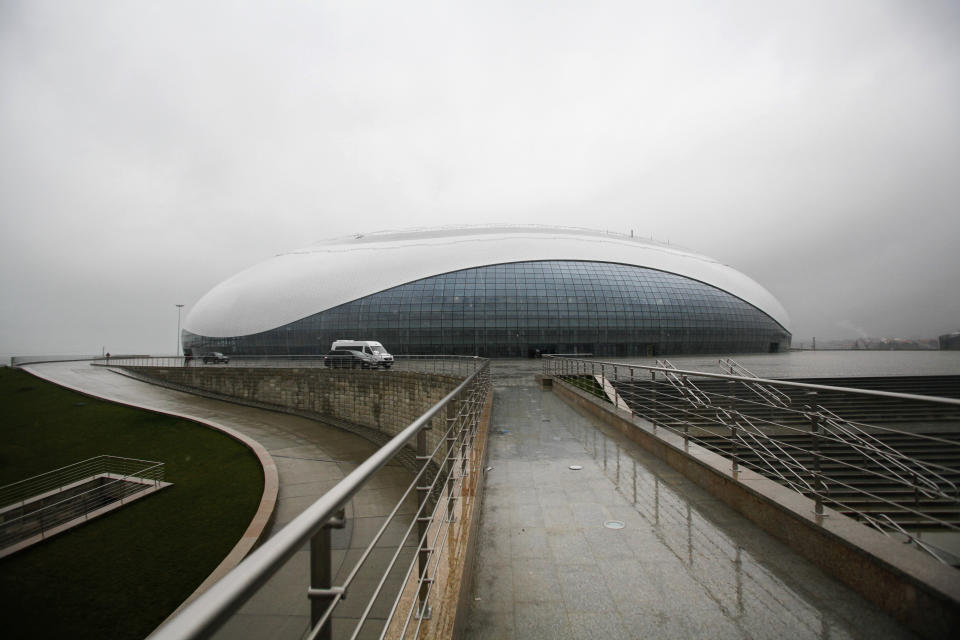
<box><xmin>176</xmin><ymin>304</ymin><xmax>184</xmax><ymax>357</ymax></box>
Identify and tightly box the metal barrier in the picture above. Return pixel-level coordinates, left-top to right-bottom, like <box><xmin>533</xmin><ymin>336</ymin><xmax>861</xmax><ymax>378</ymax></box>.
<box><xmin>544</xmin><ymin>355</ymin><xmax>960</xmax><ymax>564</ymax></box>
<box><xmin>92</xmin><ymin>354</ymin><xmax>486</xmax><ymax>377</ymax></box>
<box><xmin>151</xmin><ymin>360</ymin><xmax>490</xmax><ymax>640</ymax></box>
<box><xmin>0</xmin><ymin>455</ymin><xmax>165</xmax><ymax>550</ymax></box>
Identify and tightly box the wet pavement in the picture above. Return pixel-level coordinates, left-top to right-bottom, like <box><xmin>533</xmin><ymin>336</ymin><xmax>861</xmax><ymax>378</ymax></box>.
<box><xmin>464</xmin><ymin>365</ymin><xmax>915</xmax><ymax>639</ymax></box>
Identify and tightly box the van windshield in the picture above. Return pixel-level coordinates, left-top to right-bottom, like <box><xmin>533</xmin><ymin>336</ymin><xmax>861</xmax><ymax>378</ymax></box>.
<box><xmin>370</xmin><ymin>345</ymin><xmax>386</xmax><ymax>354</ymax></box>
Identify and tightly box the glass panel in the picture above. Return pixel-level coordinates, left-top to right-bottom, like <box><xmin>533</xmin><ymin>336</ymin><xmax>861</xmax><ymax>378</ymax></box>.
<box><xmin>183</xmin><ymin>261</ymin><xmax>791</xmax><ymax>357</ymax></box>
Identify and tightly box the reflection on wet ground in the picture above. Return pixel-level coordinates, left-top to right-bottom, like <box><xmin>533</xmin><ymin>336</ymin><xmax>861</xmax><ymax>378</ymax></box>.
<box><xmin>570</xmin><ymin>419</ymin><xmax>886</xmax><ymax>639</ymax></box>
<box><xmin>464</xmin><ymin>379</ymin><xmax>915</xmax><ymax>640</ymax></box>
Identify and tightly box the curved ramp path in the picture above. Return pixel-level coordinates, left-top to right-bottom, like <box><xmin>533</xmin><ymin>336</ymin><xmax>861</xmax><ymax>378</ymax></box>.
<box><xmin>464</xmin><ymin>366</ymin><xmax>916</xmax><ymax>640</ymax></box>
<box><xmin>23</xmin><ymin>361</ymin><xmax>415</xmax><ymax>640</ymax></box>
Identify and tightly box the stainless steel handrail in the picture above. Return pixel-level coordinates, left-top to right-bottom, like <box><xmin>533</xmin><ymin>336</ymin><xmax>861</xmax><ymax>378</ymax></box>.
<box><xmin>544</xmin><ymin>354</ymin><xmax>960</xmax><ymax>407</ymax></box>
<box><xmin>719</xmin><ymin>358</ymin><xmax>792</xmax><ymax>408</ymax></box>
<box><xmin>150</xmin><ymin>361</ymin><xmax>489</xmax><ymax>640</ymax></box>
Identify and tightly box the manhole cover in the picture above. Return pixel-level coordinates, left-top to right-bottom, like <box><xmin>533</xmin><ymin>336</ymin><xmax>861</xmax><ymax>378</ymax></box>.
<box><xmin>604</xmin><ymin>520</ymin><xmax>625</xmax><ymax>530</ymax></box>
<box><xmin>568</xmin><ymin>465</ymin><xmax>583</xmax><ymax>470</ymax></box>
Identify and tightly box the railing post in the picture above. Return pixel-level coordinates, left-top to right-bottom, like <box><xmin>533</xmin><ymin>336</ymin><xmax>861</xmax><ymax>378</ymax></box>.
<box><xmin>309</xmin><ymin>508</ymin><xmax>345</xmax><ymax>640</ymax></box>
<box><xmin>446</xmin><ymin>398</ymin><xmax>458</xmax><ymax>523</ymax></box>
<box><xmin>807</xmin><ymin>392</ymin><xmax>823</xmax><ymax>516</ymax></box>
<box><xmin>613</xmin><ymin>364</ymin><xmax>619</xmax><ymax>408</ymax></box>
<box><xmin>729</xmin><ymin>380</ymin><xmax>738</xmax><ymax>474</ymax></box>
<box><xmin>416</xmin><ymin>423</ymin><xmax>433</xmax><ymax>620</ymax></box>
<box><xmin>681</xmin><ymin>375</ymin><xmax>689</xmax><ymax>446</ymax></box>
<box><xmin>460</xmin><ymin>394</ymin><xmax>471</xmax><ymax>480</ymax></box>
<box><xmin>650</xmin><ymin>371</ymin><xmax>657</xmax><ymax>432</ymax></box>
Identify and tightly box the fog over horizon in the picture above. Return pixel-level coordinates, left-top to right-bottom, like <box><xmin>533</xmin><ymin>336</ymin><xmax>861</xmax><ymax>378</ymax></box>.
<box><xmin>2</xmin><ymin>1</ymin><xmax>958</xmax><ymax>357</ymax></box>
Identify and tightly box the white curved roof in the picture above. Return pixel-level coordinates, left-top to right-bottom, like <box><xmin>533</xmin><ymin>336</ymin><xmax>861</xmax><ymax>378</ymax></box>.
<box><xmin>184</xmin><ymin>225</ymin><xmax>791</xmax><ymax>337</ymax></box>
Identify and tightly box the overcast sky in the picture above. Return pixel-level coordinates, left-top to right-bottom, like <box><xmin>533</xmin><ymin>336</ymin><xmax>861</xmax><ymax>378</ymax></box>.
<box><xmin>1</xmin><ymin>0</ymin><xmax>958</xmax><ymax>357</ymax></box>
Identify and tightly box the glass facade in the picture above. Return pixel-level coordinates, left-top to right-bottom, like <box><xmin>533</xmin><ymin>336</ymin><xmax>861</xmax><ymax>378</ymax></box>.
<box><xmin>183</xmin><ymin>261</ymin><xmax>791</xmax><ymax>358</ymax></box>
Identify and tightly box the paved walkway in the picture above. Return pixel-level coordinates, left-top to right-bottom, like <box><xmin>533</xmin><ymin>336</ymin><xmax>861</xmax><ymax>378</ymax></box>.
<box><xmin>463</xmin><ymin>370</ymin><xmax>915</xmax><ymax>639</ymax></box>
<box><xmin>23</xmin><ymin>361</ymin><xmax>414</xmax><ymax>640</ymax></box>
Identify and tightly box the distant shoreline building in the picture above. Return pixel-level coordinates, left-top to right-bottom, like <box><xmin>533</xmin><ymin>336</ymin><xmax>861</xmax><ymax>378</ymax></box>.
<box><xmin>183</xmin><ymin>226</ymin><xmax>792</xmax><ymax>358</ymax></box>
<box><xmin>940</xmin><ymin>332</ymin><xmax>960</xmax><ymax>351</ymax></box>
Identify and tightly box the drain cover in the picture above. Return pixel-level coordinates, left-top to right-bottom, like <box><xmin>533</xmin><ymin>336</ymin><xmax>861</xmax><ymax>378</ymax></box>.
<box><xmin>568</xmin><ymin>465</ymin><xmax>583</xmax><ymax>470</ymax></box>
<box><xmin>604</xmin><ymin>520</ymin><xmax>625</xmax><ymax>530</ymax></box>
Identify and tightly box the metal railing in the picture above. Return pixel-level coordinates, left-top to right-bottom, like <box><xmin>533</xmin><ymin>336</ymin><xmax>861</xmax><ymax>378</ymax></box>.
<box><xmin>152</xmin><ymin>360</ymin><xmax>490</xmax><ymax>640</ymax></box>
<box><xmin>93</xmin><ymin>354</ymin><xmax>486</xmax><ymax>377</ymax></box>
<box><xmin>10</xmin><ymin>354</ymin><xmax>109</xmax><ymax>367</ymax></box>
<box><xmin>544</xmin><ymin>355</ymin><xmax>960</xmax><ymax>564</ymax></box>
<box><xmin>0</xmin><ymin>455</ymin><xmax>165</xmax><ymax>551</ymax></box>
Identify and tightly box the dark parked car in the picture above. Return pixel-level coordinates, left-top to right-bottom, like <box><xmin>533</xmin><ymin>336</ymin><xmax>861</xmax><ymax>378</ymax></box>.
<box><xmin>202</xmin><ymin>352</ymin><xmax>230</xmax><ymax>364</ymax></box>
<box><xmin>322</xmin><ymin>349</ymin><xmax>366</xmax><ymax>368</ymax></box>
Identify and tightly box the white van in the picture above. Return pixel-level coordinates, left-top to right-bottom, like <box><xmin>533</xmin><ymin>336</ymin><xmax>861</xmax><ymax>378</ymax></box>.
<box><xmin>329</xmin><ymin>340</ymin><xmax>394</xmax><ymax>369</ymax></box>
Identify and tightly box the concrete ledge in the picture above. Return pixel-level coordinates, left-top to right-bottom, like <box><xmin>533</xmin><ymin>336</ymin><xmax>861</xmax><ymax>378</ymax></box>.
<box><xmin>544</xmin><ymin>374</ymin><xmax>960</xmax><ymax>640</ymax></box>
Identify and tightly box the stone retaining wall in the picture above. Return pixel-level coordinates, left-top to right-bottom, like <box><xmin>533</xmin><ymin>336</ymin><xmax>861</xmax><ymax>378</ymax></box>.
<box><xmin>126</xmin><ymin>367</ymin><xmax>461</xmax><ymax>459</ymax></box>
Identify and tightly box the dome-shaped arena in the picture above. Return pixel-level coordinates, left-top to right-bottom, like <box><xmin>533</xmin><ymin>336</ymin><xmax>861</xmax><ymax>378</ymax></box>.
<box><xmin>183</xmin><ymin>226</ymin><xmax>792</xmax><ymax>357</ymax></box>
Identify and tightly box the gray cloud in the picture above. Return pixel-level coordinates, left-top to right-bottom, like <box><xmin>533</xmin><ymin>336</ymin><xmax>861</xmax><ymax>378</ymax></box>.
<box><xmin>2</xmin><ymin>0</ymin><xmax>958</xmax><ymax>356</ymax></box>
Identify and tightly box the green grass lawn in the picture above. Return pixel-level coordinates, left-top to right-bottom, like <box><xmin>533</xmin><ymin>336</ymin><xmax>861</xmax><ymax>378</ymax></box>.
<box><xmin>0</xmin><ymin>367</ymin><xmax>264</xmax><ymax>640</ymax></box>
<box><xmin>562</xmin><ymin>374</ymin><xmax>611</xmax><ymax>402</ymax></box>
